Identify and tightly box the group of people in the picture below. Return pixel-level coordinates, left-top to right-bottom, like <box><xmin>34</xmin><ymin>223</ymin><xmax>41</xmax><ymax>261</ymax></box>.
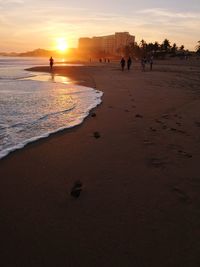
<box><xmin>141</xmin><ymin>56</ymin><xmax>153</xmax><ymax>71</ymax></box>
<box><xmin>49</xmin><ymin>55</ymin><xmax>154</xmax><ymax>72</ymax></box>
<box><xmin>120</xmin><ymin>56</ymin><xmax>132</xmax><ymax>71</ymax></box>
<box><xmin>120</xmin><ymin>56</ymin><xmax>154</xmax><ymax>71</ymax></box>
<box><xmin>99</xmin><ymin>58</ymin><xmax>110</xmax><ymax>63</ymax></box>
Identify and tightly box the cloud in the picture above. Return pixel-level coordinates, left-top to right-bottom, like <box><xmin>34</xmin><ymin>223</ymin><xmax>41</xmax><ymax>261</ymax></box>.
<box><xmin>1</xmin><ymin>3</ymin><xmax>200</xmax><ymax>51</ymax></box>
<box><xmin>0</xmin><ymin>0</ymin><xmax>23</xmax><ymax>3</ymax></box>
<box><xmin>137</xmin><ymin>8</ymin><xmax>200</xmax><ymax>19</ymax></box>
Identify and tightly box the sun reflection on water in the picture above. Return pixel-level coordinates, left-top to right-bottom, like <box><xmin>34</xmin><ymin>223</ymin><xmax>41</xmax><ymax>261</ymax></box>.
<box><xmin>23</xmin><ymin>73</ymin><xmax>73</xmax><ymax>84</ymax></box>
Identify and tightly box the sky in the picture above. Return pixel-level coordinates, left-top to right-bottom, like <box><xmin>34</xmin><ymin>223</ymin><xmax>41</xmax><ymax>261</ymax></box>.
<box><xmin>0</xmin><ymin>0</ymin><xmax>200</xmax><ymax>52</ymax></box>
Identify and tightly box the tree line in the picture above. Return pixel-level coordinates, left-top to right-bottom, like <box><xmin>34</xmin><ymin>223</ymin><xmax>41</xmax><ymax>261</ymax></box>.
<box><xmin>122</xmin><ymin>39</ymin><xmax>200</xmax><ymax>59</ymax></box>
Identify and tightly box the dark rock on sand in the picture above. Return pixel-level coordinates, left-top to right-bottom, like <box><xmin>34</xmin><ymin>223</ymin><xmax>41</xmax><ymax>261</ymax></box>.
<box><xmin>93</xmin><ymin>131</ymin><xmax>101</xmax><ymax>138</ymax></box>
<box><xmin>135</xmin><ymin>114</ymin><xmax>143</xmax><ymax>118</ymax></box>
<box><xmin>70</xmin><ymin>181</ymin><xmax>83</xmax><ymax>198</ymax></box>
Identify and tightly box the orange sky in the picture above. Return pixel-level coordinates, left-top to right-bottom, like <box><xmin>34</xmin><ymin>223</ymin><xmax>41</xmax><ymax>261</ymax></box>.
<box><xmin>0</xmin><ymin>0</ymin><xmax>200</xmax><ymax>52</ymax></box>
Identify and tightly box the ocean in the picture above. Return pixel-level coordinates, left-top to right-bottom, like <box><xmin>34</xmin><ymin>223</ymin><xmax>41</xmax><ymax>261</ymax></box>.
<box><xmin>0</xmin><ymin>57</ymin><xmax>103</xmax><ymax>159</ymax></box>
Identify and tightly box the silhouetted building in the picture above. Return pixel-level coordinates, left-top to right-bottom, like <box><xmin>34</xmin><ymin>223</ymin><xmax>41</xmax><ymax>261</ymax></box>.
<box><xmin>79</xmin><ymin>38</ymin><xmax>92</xmax><ymax>51</ymax></box>
<box><xmin>79</xmin><ymin>32</ymin><xmax>135</xmax><ymax>56</ymax></box>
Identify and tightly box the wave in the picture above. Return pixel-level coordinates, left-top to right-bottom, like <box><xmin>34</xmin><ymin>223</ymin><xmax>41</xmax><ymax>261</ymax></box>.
<box><xmin>0</xmin><ymin>91</ymin><xmax>103</xmax><ymax>160</ymax></box>
<box><xmin>0</xmin><ymin>58</ymin><xmax>103</xmax><ymax>160</ymax></box>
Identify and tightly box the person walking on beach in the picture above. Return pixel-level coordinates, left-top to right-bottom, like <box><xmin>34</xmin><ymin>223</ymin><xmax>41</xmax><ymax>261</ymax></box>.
<box><xmin>120</xmin><ymin>57</ymin><xmax>126</xmax><ymax>71</ymax></box>
<box><xmin>149</xmin><ymin>56</ymin><xmax>153</xmax><ymax>71</ymax></box>
<box><xmin>49</xmin><ymin>56</ymin><xmax>54</xmax><ymax>70</ymax></box>
<box><xmin>141</xmin><ymin>56</ymin><xmax>146</xmax><ymax>72</ymax></box>
<box><xmin>127</xmin><ymin>56</ymin><xmax>132</xmax><ymax>71</ymax></box>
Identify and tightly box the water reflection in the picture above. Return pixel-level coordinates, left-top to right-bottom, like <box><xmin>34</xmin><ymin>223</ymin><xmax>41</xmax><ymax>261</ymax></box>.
<box><xmin>50</xmin><ymin>72</ymin><xmax>55</xmax><ymax>82</ymax></box>
<box><xmin>23</xmin><ymin>73</ymin><xmax>73</xmax><ymax>85</ymax></box>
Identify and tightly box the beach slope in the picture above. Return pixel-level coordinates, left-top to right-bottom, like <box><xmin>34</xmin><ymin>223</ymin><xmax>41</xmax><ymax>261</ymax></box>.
<box><xmin>0</xmin><ymin>60</ymin><xmax>200</xmax><ymax>266</ymax></box>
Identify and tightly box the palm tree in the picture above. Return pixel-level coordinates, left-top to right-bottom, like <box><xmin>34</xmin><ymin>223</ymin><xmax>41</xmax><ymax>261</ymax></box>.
<box><xmin>146</xmin><ymin>42</ymin><xmax>155</xmax><ymax>53</ymax></box>
<box><xmin>162</xmin><ymin>39</ymin><xmax>171</xmax><ymax>51</ymax></box>
<box><xmin>153</xmin><ymin>41</ymin><xmax>160</xmax><ymax>52</ymax></box>
<box><xmin>171</xmin><ymin>43</ymin><xmax>178</xmax><ymax>54</ymax></box>
<box><xmin>139</xmin><ymin>39</ymin><xmax>147</xmax><ymax>56</ymax></box>
<box><xmin>196</xmin><ymin>41</ymin><xmax>200</xmax><ymax>53</ymax></box>
<box><xmin>139</xmin><ymin>39</ymin><xmax>147</xmax><ymax>49</ymax></box>
<box><xmin>129</xmin><ymin>42</ymin><xmax>142</xmax><ymax>58</ymax></box>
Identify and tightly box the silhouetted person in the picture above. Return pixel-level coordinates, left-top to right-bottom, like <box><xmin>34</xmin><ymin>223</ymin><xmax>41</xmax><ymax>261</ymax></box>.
<box><xmin>49</xmin><ymin>56</ymin><xmax>54</xmax><ymax>70</ymax></box>
<box><xmin>141</xmin><ymin>57</ymin><xmax>146</xmax><ymax>71</ymax></box>
<box><xmin>127</xmin><ymin>56</ymin><xmax>132</xmax><ymax>70</ymax></box>
<box><xmin>120</xmin><ymin>57</ymin><xmax>126</xmax><ymax>71</ymax></box>
<box><xmin>149</xmin><ymin>56</ymin><xmax>153</xmax><ymax>71</ymax></box>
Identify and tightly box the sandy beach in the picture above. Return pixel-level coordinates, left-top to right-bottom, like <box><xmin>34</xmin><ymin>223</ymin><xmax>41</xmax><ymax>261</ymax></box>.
<box><xmin>0</xmin><ymin>59</ymin><xmax>200</xmax><ymax>266</ymax></box>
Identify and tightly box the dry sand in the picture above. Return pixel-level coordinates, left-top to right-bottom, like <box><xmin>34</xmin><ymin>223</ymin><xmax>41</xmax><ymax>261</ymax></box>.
<box><xmin>0</xmin><ymin>59</ymin><xmax>200</xmax><ymax>266</ymax></box>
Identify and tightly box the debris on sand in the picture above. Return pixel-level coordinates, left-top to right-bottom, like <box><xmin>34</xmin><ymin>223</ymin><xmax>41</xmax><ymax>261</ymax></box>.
<box><xmin>93</xmin><ymin>131</ymin><xmax>101</xmax><ymax>138</ymax></box>
<box><xmin>70</xmin><ymin>181</ymin><xmax>83</xmax><ymax>198</ymax></box>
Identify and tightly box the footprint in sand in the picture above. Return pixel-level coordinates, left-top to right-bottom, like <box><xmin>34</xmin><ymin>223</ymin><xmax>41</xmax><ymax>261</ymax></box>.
<box><xmin>174</xmin><ymin>114</ymin><xmax>182</xmax><ymax>119</ymax></box>
<box><xmin>162</xmin><ymin>125</ymin><xmax>168</xmax><ymax>129</ymax></box>
<box><xmin>155</xmin><ymin>119</ymin><xmax>164</xmax><ymax>124</ymax></box>
<box><xmin>143</xmin><ymin>139</ymin><xmax>154</xmax><ymax>145</ymax></box>
<box><xmin>135</xmin><ymin>114</ymin><xmax>143</xmax><ymax>118</ymax></box>
<box><xmin>172</xmin><ymin>187</ymin><xmax>189</xmax><ymax>202</ymax></box>
<box><xmin>170</xmin><ymin>127</ymin><xmax>177</xmax><ymax>132</ymax></box>
<box><xmin>91</xmin><ymin>112</ymin><xmax>96</xmax><ymax>117</ymax></box>
<box><xmin>148</xmin><ymin>157</ymin><xmax>169</xmax><ymax>168</ymax></box>
<box><xmin>178</xmin><ymin>150</ymin><xmax>192</xmax><ymax>158</ymax></box>
<box><xmin>170</xmin><ymin>128</ymin><xmax>186</xmax><ymax>134</ymax></box>
<box><xmin>150</xmin><ymin>127</ymin><xmax>157</xmax><ymax>132</ymax></box>
<box><xmin>93</xmin><ymin>131</ymin><xmax>101</xmax><ymax>138</ymax></box>
<box><xmin>70</xmin><ymin>181</ymin><xmax>83</xmax><ymax>198</ymax></box>
<box><xmin>162</xmin><ymin>114</ymin><xmax>169</xmax><ymax>119</ymax></box>
<box><xmin>177</xmin><ymin>129</ymin><xmax>186</xmax><ymax>134</ymax></box>
<box><xmin>168</xmin><ymin>143</ymin><xmax>181</xmax><ymax>150</ymax></box>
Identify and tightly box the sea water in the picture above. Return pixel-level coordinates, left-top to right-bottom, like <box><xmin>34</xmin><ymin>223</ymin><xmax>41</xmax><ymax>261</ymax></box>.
<box><xmin>0</xmin><ymin>57</ymin><xmax>103</xmax><ymax>159</ymax></box>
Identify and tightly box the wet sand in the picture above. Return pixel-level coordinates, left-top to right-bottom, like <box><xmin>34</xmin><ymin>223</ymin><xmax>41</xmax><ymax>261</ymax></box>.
<box><xmin>0</xmin><ymin>59</ymin><xmax>200</xmax><ymax>266</ymax></box>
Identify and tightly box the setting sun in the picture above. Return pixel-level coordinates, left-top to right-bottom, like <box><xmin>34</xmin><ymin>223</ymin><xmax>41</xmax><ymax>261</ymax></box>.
<box><xmin>56</xmin><ymin>38</ymin><xmax>68</xmax><ymax>52</ymax></box>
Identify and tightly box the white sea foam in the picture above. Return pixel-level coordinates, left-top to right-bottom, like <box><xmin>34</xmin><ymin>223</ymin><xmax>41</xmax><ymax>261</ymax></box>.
<box><xmin>0</xmin><ymin>57</ymin><xmax>103</xmax><ymax>159</ymax></box>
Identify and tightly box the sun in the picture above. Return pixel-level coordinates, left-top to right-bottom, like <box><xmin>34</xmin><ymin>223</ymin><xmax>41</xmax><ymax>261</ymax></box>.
<box><xmin>56</xmin><ymin>38</ymin><xmax>68</xmax><ymax>52</ymax></box>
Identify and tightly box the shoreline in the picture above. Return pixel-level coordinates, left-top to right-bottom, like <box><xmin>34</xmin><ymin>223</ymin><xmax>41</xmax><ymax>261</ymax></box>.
<box><xmin>1</xmin><ymin>60</ymin><xmax>200</xmax><ymax>266</ymax></box>
<box><xmin>0</xmin><ymin>65</ymin><xmax>103</xmax><ymax>160</ymax></box>
<box><xmin>26</xmin><ymin>65</ymin><xmax>98</xmax><ymax>88</ymax></box>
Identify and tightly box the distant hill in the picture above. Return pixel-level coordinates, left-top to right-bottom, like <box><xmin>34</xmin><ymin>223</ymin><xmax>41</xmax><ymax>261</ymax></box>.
<box><xmin>0</xmin><ymin>48</ymin><xmax>78</xmax><ymax>58</ymax></box>
<box><xmin>18</xmin><ymin>48</ymin><xmax>55</xmax><ymax>57</ymax></box>
<box><xmin>0</xmin><ymin>52</ymin><xmax>19</xmax><ymax>56</ymax></box>
<box><xmin>0</xmin><ymin>49</ymin><xmax>54</xmax><ymax>57</ymax></box>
